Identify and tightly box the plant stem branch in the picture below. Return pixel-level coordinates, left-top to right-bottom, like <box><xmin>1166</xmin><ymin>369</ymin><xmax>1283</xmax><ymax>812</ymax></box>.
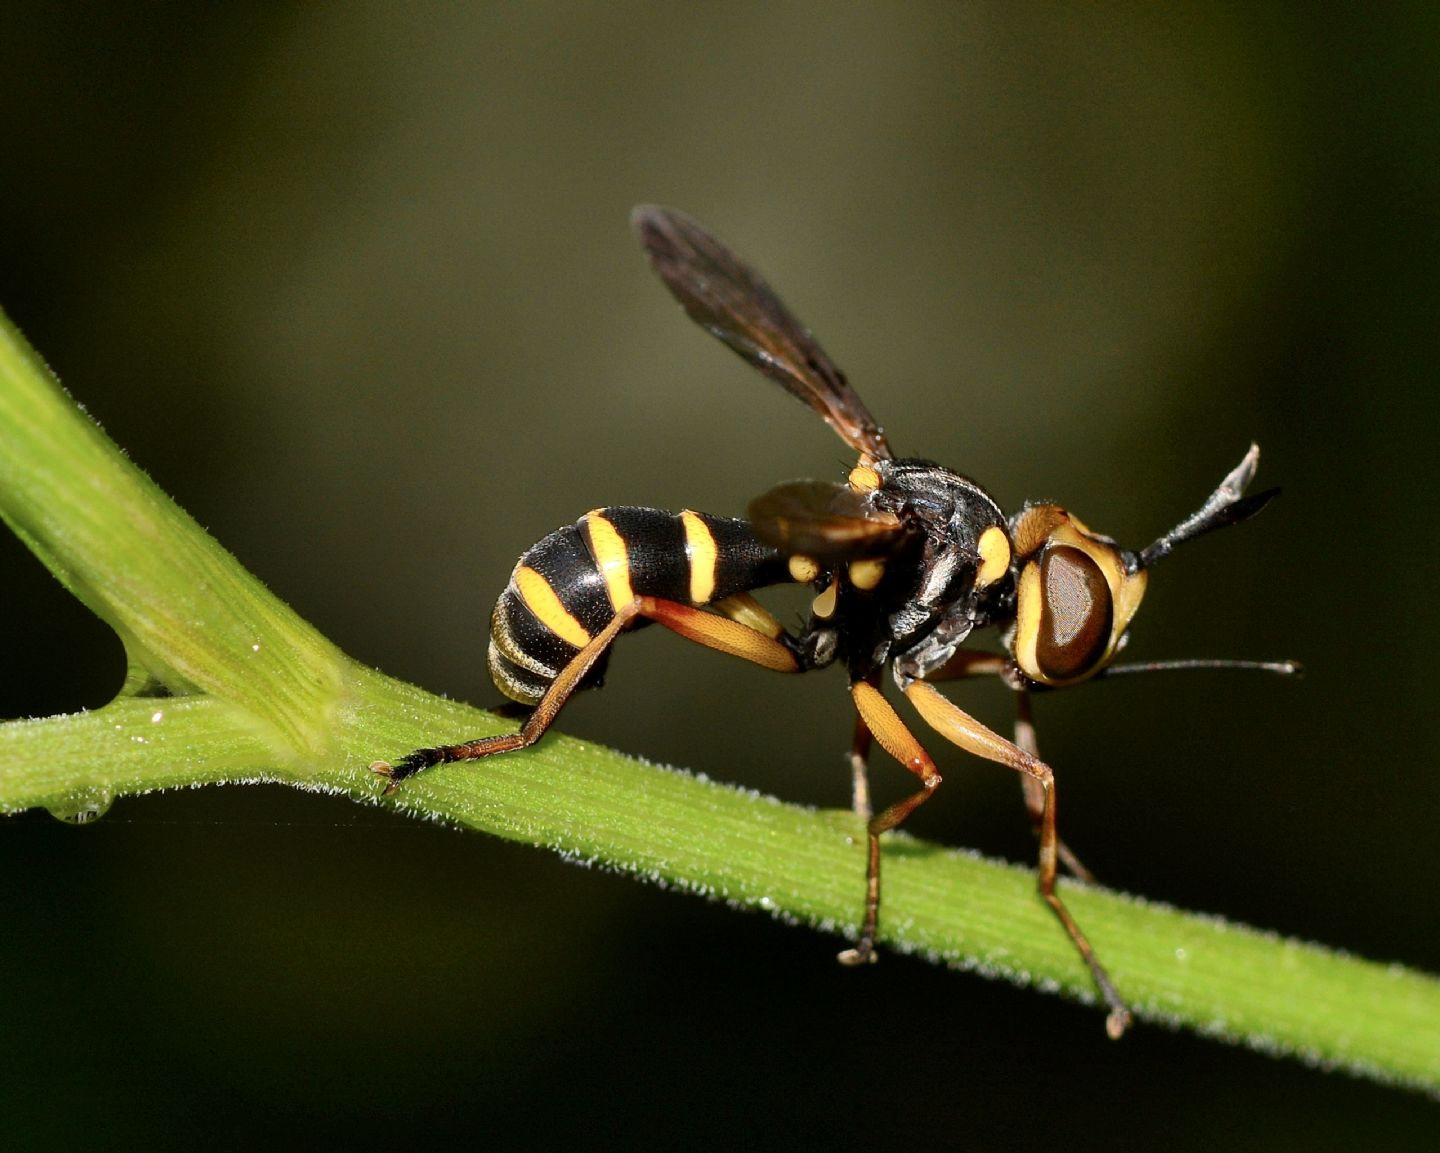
<box><xmin>2</xmin><ymin>306</ymin><xmax>1437</xmax><ymax>1095</ymax></box>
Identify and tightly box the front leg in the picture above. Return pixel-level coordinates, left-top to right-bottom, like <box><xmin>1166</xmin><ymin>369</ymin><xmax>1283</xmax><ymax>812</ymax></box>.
<box><xmin>924</xmin><ymin>652</ymin><xmax>1097</xmax><ymax>883</ymax></box>
<box><xmin>1015</xmin><ymin>690</ymin><xmax>1095</xmax><ymax>883</ymax></box>
<box><xmin>904</xmin><ymin>680</ymin><xmax>1131</xmax><ymax>1038</ymax></box>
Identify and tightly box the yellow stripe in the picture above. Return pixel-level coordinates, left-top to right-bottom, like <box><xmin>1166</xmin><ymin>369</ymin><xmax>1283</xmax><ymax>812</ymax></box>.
<box><xmin>514</xmin><ymin>566</ymin><xmax>591</xmax><ymax>648</ymax></box>
<box><xmin>1011</xmin><ymin>561</ymin><xmax>1044</xmax><ymax>683</ymax></box>
<box><xmin>585</xmin><ymin>511</ymin><xmax>635</xmax><ymax>612</ymax></box>
<box><xmin>488</xmin><ymin>641</ymin><xmax>543</xmax><ymax>705</ymax></box>
<box><xmin>491</xmin><ymin>600</ymin><xmax>556</xmax><ymax>675</ymax></box>
<box><xmin>976</xmin><ymin>525</ymin><xmax>1011</xmax><ymax>587</ymax></box>
<box><xmin>681</xmin><ymin>510</ymin><xmax>717</xmax><ymax>604</ymax></box>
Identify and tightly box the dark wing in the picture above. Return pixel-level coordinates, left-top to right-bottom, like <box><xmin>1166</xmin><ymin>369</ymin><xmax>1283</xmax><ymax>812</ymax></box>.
<box><xmin>632</xmin><ymin>204</ymin><xmax>892</xmax><ymax>461</ymax></box>
<box><xmin>748</xmin><ymin>480</ymin><xmax>906</xmax><ymax>560</ymax></box>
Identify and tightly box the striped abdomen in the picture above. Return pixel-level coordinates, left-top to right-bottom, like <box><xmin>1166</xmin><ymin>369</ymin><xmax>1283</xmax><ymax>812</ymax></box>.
<box><xmin>488</xmin><ymin>506</ymin><xmax>788</xmax><ymax>704</ymax></box>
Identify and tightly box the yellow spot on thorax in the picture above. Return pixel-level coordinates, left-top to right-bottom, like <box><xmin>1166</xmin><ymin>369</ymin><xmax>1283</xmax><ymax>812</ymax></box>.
<box><xmin>848</xmin><ymin>465</ymin><xmax>881</xmax><ymax>492</ymax></box>
<box><xmin>788</xmin><ymin>554</ymin><xmax>820</xmax><ymax>583</ymax></box>
<box><xmin>976</xmin><ymin>525</ymin><xmax>1011</xmax><ymax>587</ymax></box>
<box><xmin>847</xmin><ymin>557</ymin><xmax>885</xmax><ymax>590</ymax></box>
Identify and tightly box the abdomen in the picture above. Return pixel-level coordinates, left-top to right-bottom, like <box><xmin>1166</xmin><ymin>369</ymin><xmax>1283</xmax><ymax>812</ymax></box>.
<box><xmin>488</xmin><ymin>506</ymin><xmax>786</xmax><ymax>704</ymax></box>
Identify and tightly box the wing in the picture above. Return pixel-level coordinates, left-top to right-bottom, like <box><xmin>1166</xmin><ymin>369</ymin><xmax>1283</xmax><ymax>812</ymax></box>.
<box><xmin>632</xmin><ymin>204</ymin><xmax>892</xmax><ymax>461</ymax></box>
<box><xmin>748</xmin><ymin>480</ymin><xmax>906</xmax><ymax>560</ymax></box>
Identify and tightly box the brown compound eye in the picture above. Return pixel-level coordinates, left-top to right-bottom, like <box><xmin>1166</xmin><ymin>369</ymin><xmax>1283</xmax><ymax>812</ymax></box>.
<box><xmin>1036</xmin><ymin>545</ymin><xmax>1113</xmax><ymax>681</ymax></box>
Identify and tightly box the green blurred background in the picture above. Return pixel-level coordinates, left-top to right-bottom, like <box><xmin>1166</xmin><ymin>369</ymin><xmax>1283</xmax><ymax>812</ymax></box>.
<box><xmin>3</xmin><ymin>4</ymin><xmax>1438</xmax><ymax>1149</ymax></box>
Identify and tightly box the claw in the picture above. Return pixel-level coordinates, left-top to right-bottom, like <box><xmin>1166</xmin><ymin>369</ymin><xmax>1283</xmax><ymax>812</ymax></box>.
<box><xmin>369</xmin><ymin>760</ymin><xmax>399</xmax><ymax>795</ymax></box>
<box><xmin>371</xmin><ymin>747</ymin><xmax>449</xmax><ymax>793</ymax></box>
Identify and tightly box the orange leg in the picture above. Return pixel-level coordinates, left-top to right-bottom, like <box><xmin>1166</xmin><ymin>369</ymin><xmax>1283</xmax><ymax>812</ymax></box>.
<box><xmin>838</xmin><ymin>680</ymin><xmax>943</xmax><ymax>967</ymax></box>
<box><xmin>636</xmin><ymin>597</ymin><xmax>799</xmax><ymax>671</ymax></box>
<box><xmin>373</xmin><ymin>595</ymin><xmax>799</xmax><ymax>788</ymax></box>
<box><xmin>1015</xmin><ymin>690</ymin><xmax>1094</xmax><ymax>883</ymax></box>
<box><xmin>922</xmin><ymin>652</ymin><xmax>1095</xmax><ymax>882</ymax></box>
<box><xmin>904</xmin><ymin>680</ymin><xmax>1130</xmax><ymax>1038</ymax></box>
<box><xmin>848</xmin><ymin>671</ymin><xmax>880</xmax><ymax>820</ymax></box>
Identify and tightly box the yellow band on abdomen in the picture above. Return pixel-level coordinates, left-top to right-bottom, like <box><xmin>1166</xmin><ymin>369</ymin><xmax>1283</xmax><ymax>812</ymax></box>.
<box><xmin>585</xmin><ymin>511</ymin><xmax>636</xmax><ymax>612</ymax></box>
<box><xmin>681</xmin><ymin>510</ymin><xmax>718</xmax><ymax>604</ymax></box>
<box><xmin>514</xmin><ymin>565</ymin><xmax>591</xmax><ymax>648</ymax></box>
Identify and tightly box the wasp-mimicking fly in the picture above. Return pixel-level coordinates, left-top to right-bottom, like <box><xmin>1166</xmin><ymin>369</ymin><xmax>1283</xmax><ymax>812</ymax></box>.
<box><xmin>375</xmin><ymin>205</ymin><xmax>1296</xmax><ymax>1038</ymax></box>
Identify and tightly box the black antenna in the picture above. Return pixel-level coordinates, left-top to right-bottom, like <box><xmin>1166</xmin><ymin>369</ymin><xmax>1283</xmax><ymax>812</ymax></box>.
<box><xmin>1126</xmin><ymin>444</ymin><xmax>1280</xmax><ymax>573</ymax></box>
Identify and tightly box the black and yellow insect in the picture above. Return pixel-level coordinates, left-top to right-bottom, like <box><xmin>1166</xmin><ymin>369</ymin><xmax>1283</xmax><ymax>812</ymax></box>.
<box><xmin>376</xmin><ymin>205</ymin><xmax>1294</xmax><ymax>1037</ymax></box>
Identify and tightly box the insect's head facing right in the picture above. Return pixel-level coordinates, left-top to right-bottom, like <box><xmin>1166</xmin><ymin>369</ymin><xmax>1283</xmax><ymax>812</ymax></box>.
<box><xmin>1005</xmin><ymin>444</ymin><xmax>1279</xmax><ymax>689</ymax></box>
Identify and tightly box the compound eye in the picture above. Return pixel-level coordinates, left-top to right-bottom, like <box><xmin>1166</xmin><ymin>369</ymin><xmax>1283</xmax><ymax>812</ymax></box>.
<box><xmin>1036</xmin><ymin>545</ymin><xmax>1113</xmax><ymax>681</ymax></box>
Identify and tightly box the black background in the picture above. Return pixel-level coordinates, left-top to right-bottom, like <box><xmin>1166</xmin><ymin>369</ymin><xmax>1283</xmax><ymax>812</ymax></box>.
<box><xmin>3</xmin><ymin>6</ymin><xmax>1437</xmax><ymax>1150</ymax></box>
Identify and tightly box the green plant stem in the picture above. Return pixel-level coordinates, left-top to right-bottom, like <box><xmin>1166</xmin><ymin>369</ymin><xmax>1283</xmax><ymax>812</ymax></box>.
<box><xmin>1</xmin><ymin>306</ymin><xmax>1438</xmax><ymax>1095</ymax></box>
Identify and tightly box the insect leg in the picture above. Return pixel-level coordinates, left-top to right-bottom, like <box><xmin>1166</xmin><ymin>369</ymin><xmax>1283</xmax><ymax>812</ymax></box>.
<box><xmin>840</xmin><ymin>680</ymin><xmax>944</xmax><ymax>966</ymax></box>
<box><xmin>921</xmin><ymin>653</ymin><xmax>1096</xmax><ymax>882</ymax></box>
<box><xmin>634</xmin><ymin>596</ymin><xmax>800</xmax><ymax>671</ymax></box>
<box><xmin>904</xmin><ymin>680</ymin><xmax>1131</xmax><ymax>1038</ymax></box>
<box><xmin>848</xmin><ymin>671</ymin><xmax>880</xmax><ymax>820</ymax></box>
<box><xmin>375</xmin><ymin>595</ymin><xmax>800</xmax><ymax>789</ymax></box>
<box><xmin>374</xmin><ymin>602</ymin><xmax>644</xmax><ymax>789</ymax></box>
<box><xmin>710</xmin><ymin>592</ymin><xmax>785</xmax><ymax>639</ymax></box>
<box><xmin>923</xmin><ymin>650</ymin><xmax>1012</xmax><ymax>680</ymax></box>
<box><xmin>1015</xmin><ymin>690</ymin><xmax>1095</xmax><ymax>883</ymax></box>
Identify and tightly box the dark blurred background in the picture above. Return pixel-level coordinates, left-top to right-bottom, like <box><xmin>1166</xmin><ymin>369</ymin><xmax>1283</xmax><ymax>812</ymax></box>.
<box><xmin>3</xmin><ymin>4</ymin><xmax>1437</xmax><ymax>1149</ymax></box>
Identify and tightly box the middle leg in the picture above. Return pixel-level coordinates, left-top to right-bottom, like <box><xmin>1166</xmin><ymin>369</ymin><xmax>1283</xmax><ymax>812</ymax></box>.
<box><xmin>838</xmin><ymin>679</ymin><xmax>944</xmax><ymax>966</ymax></box>
<box><xmin>848</xmin><ymin>670</ymin><xmax>880</xmax><ymax>821</ymax></box>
